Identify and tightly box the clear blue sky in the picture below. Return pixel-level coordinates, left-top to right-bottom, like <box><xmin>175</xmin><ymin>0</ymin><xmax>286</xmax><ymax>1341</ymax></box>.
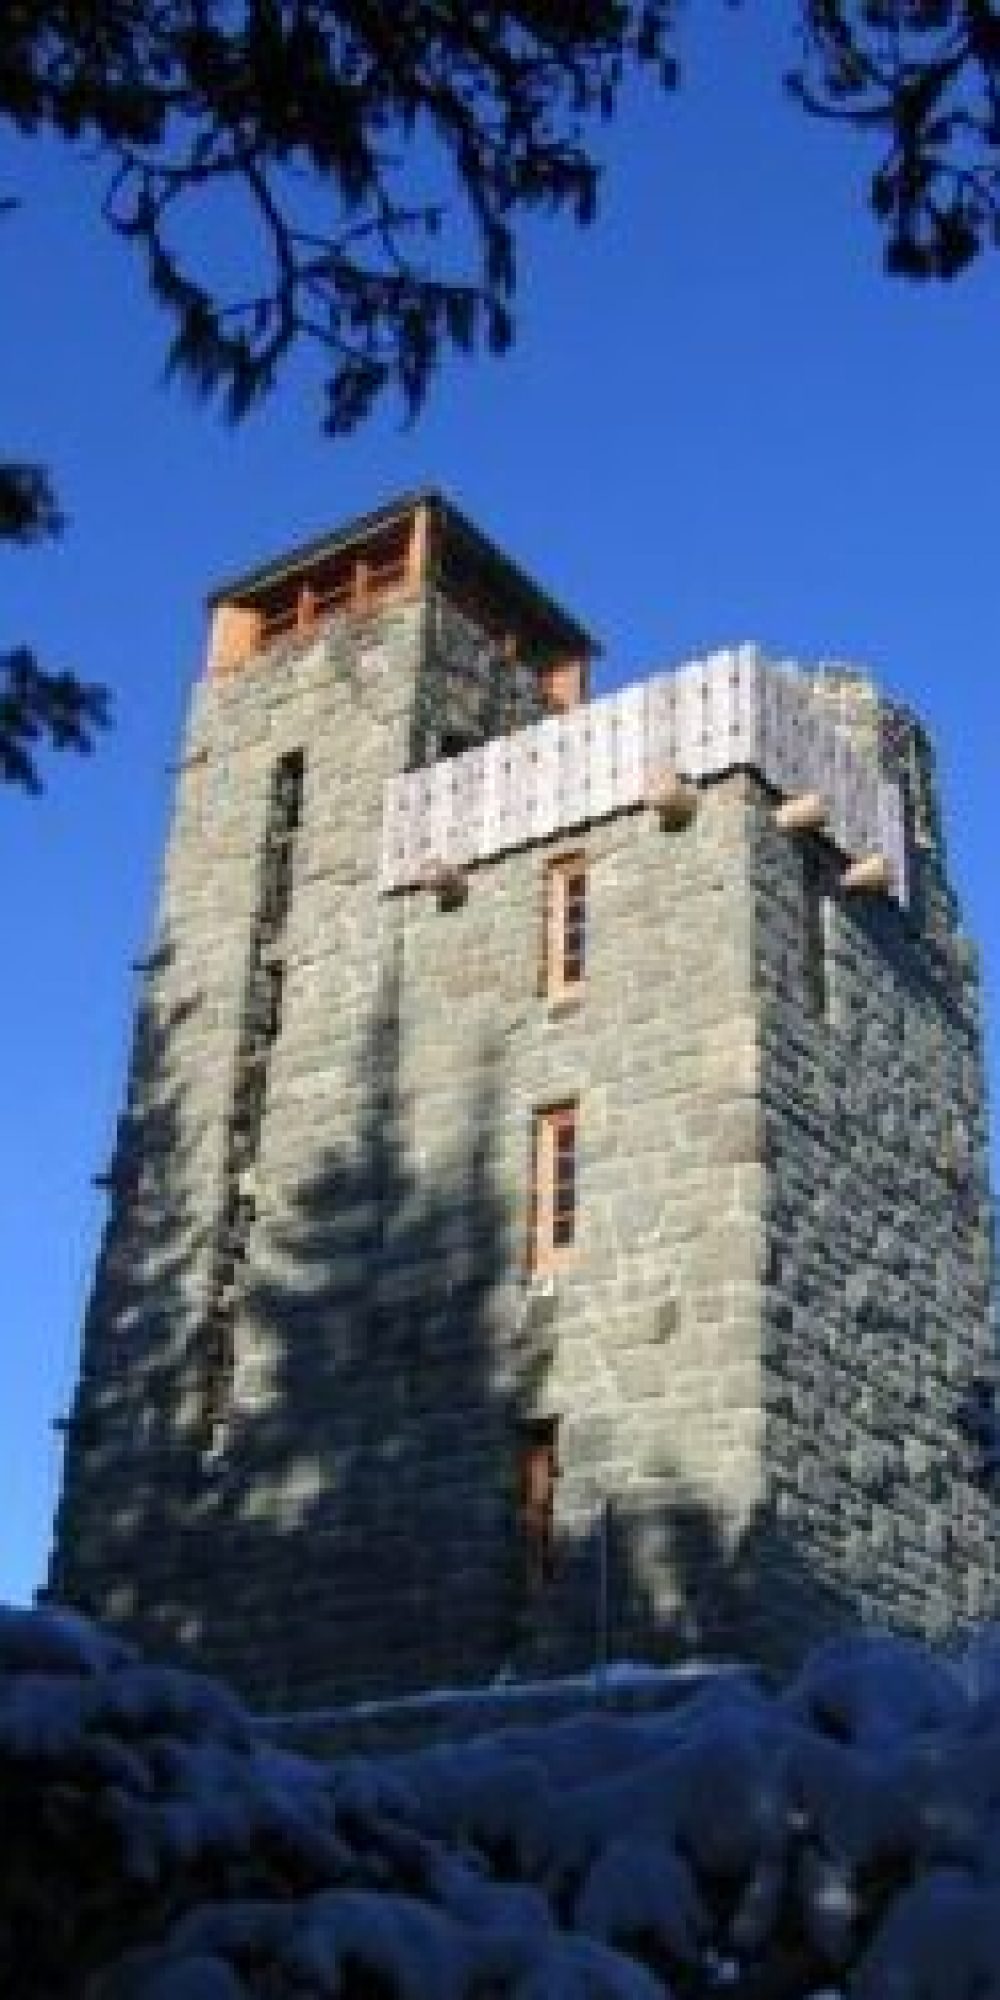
<box><xmin>1</xmin><ymin>13</ymin><xmax>997</xmax><ymax>1605</ymax></box>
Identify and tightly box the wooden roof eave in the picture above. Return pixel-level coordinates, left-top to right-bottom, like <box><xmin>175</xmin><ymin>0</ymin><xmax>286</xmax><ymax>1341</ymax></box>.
<box><xmin>205</xmin><ymin>490</ymin><xmax>600</xmax><ymax>662</ymax></box>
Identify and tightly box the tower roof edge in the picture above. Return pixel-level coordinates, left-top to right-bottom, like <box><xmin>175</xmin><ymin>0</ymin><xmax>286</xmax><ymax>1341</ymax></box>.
<box><xmin>205</xmin><ymin>489</ymin><xmax>600</xmax><ymax>659</ymax></box>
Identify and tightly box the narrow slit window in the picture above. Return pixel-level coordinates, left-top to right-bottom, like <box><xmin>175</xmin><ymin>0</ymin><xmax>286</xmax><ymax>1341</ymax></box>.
<box><xmin>543</xmin><ymin>854</ymin><xmax>587</xmax><ymax>996</ymax></box>
<box><xmin>803</xmin><ymin>846</ymin><xmax>828</xmax><ymax>1020</ymax></box>
<box><xmin>263</xmin><ymin>961</ymin><xmax>284</xmax><ymax>1041</ymax></box>
<box><xmin>271</xmin><ymin>748</ymin><xmax>305</xmax><ymax>835</ymax></box>
<box><xmin>530</xmin><ymin>1102</ymin><xmax>579</xmax><ymax>1272</ymax></box>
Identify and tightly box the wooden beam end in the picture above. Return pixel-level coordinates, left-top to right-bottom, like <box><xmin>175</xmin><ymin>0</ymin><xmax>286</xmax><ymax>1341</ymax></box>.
<box><xmin>421</xmin><ymin>859</ymin><xmax>468</xmax><ymax>909</ymax></box>
<box><xmin>841</xmin><ymin>852</ymin><xmax>894</xmax><ymax>896</ymax></box>
<box><xmin>774</xmin><ymin>790</ymin><xmax>828</xmax><ymax>835</ymax></box>
<box><xmin>646</xmin><ymin>769</ymin><xmax>699</xmax><ymax>831</ymax></box>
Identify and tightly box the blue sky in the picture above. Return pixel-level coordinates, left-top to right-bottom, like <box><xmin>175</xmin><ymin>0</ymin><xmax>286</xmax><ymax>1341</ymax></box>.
<box><xmin>1</xmin><ymin>12</ymin><xmax>997</xmax><ymax>1605</ymax></box>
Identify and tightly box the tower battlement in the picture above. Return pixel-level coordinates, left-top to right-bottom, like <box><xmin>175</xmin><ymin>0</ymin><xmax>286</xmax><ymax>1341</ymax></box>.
<box><xmin>50</xmin><ymin>495</ymin><xmax>998</xmax><ymax>1706</ymax></box>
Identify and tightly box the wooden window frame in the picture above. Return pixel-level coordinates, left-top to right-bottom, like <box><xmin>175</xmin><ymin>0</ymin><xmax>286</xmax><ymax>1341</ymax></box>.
<box><xmin>542</xmin><ymin>853</ymin><xmax>587</xmax><ymax>999</ymax></box>
<box><xmin>529</xmin><ymin>1100</ymin><xmax>579</xmax><ymax>1275</ymax></box>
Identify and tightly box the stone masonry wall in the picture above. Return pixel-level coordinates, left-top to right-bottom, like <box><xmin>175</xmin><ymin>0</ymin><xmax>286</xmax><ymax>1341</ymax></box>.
<box><xmin>53</xmin><ymin>597</ymin><xmax>419</xmax><ymax>1677</ymax></box>
<box><xmin>751</xmin><ymin>677</ymin><xmax>999</xmax><ymax>1662</ymax></box>
<box><xmin>392</xmin><ymin>773</ymin><xmax>766</xmax><ymax>1682</ymax></box>
<box><xmin>51</xmin><ymin>599</ymin><xmax>999</xmax><ymax>1708</ymax></box>
<box><xmin>418</xmin><ymin>595</ymin><xmax>544</xmax><ymax>757</ymax></box>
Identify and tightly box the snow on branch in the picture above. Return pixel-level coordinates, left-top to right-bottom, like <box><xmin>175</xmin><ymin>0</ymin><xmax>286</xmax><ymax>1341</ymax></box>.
<box><xmin>3</xmin><ymin>1605</ymin><xmax>1000</xmax><ymax>1995</ymax></box>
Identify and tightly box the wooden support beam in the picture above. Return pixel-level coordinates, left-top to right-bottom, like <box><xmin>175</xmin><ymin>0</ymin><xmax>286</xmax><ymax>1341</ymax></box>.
<box><xmin>841</xmin><ymin>852</ymin><xmax>895</xmax><ymax>896</ymax></box>
<box><xmin>420</xmin><ymin>859</ymin><xmax>468</xmax><ymax>909</ymax></box>
<box><xmin>774</xmin><ymin>790</ymin><xmax>828</xmax><ymax>834</ymax></box>
<box><xmin>130</xmin><ymin>943</ymin><xmax>172</xmax><ymax>975</ymax></box>
<box><xmin>165</xmin><ymin>747</ymin><xmax>209</xmax><ymax>776</ymax></box>
<box><xmin>538</xmin><ymin>658</ymin><xmax>587</xmax><ymax>713</ymax></box>
<box><xmin>208</xmin><ymin>603</ymin><xmax>263</xmax><ymax>676</ymax></box>
<box><xmin>407</xmin><ymin>501</ymin><xmax>430</xmax><ymax>587</ymax></box>
<box><xmin>645</xmin><ymin>768</ymin><xmax>699</xmax><ymax>831</ymax></box>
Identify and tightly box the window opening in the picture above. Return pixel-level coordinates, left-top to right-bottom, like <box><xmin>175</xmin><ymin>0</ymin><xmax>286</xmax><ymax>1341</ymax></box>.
<box><xmin>543</xmin><ymin>855</ymin><xmax>587</xmax><ymax>997</ymax></box>
<box><xmin>271</xmin><ymin>748</ymin><xmax>305</xmax><ymax>833</ymax></box>
<box><xmin>231</xmin><ymin>526</ymin><xmax>413</xmax><ymax>660</ymax></box>
<box><xmin>803</xmin><ymin>846</ymin><xmax>828</xmax><ymax>1021</ymax></box>
<box><xmin>530</xmin><ymin>1102</ymin><xmax>579</xmax><ymax>1273</ymax></box>
<box><xmin>517</xmin><ymin>1417</ymin><xmax>559</xmax><ymax>1588</ymax></box>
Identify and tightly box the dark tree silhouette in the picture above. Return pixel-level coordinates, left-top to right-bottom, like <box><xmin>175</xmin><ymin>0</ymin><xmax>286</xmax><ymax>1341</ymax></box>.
<box><xmin>791</xmin><ymin>2</ymin><xmax>1000</xmax><ymax>280</ymax></box>
<box><xmin>6</xmin><ymin>4</ymin><xmax>991</xmax><ymax>454</ymax></box>
<box><xmin>3</xmin><ymin>3</ymin><xmax>996</xmax><ymax>789</ymax></box>
<box><xmin>4</xmin><ymin>3</ymin><xmax>679</xmax><ymax>441</ymax></box>
<box><xmin>0</xmin><ymin>462</ymin><xmax>109</xmax><ymax>794</ymax></box>
<box><xmin>0</xmin><ymin>644</ymin><xmax>110</xmax><ymax>793</ymax></box>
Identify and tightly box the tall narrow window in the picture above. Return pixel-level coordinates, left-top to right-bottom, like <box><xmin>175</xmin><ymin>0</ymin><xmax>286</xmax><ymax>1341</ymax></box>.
<box><xmin>530</xmin><ymin>1102</ymin><xmax>579</xmax><ymax>1273</ymax></box>
<box><xmin>271</xmin><ymin>748</ymin><xmax>305</xmax><ymax>835</ymax></box>
<box><xmin>517</xmin><ymin>1417</ymin><xmax>559</xmax><ymax>1588</ymax></box>
<box><xmin>543</xmin><ymin>854</ymin><xmax>587</xmax><ymax>996</ymax></box>
<box><xmin>260</xmin><ymin>752</ymin><xmax>304</xmax><ymax>942</ymax></box>
<box><xmin>803</xmin><ymin>846</ymin><xmax>828</xmax><ymax>1020</ymax></box>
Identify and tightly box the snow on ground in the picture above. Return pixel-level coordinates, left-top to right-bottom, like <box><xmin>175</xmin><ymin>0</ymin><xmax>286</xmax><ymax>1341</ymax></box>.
<box><xmin>3</xmin><ymin>1607</ymin><xmax>1000</xmax><ymax>1996</ymax></box>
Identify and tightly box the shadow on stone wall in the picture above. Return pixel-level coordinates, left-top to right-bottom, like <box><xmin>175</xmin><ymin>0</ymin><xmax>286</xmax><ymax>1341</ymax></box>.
<box><xmin>54</xmin><ymin>923</ymin><xmax>857</xmax><ymax>1710</ymax></box>
<box><xmin>543</xmin><ymin>1477</ymin><xmax>857</xmax><ymax>1686</ymax></box>
<box><xmin>49</xmin><ymin>936</ymin><xmax>210</xmax><ymax>1626</ymax></box>
<box><xmin>210</xmin><ymin>936</ymin><xmax>545</xmax><ymax>1702</ymax></box>
<box><xmin>66</xmin><ymin>923</ymin><xmax>555</xmax><ymax>1706</ymax></box>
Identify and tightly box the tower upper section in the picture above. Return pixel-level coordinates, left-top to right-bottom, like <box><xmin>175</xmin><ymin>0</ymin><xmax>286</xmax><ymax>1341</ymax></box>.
<box><xmin>205</xmin><ymin>490</ymin><xmax>596</xmax><ymax>719</ymax></box>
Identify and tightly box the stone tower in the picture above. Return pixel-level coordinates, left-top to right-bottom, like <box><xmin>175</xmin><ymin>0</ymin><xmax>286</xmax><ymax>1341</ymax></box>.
<box><xmin>50</xmin><ymin>492</ymin><xmax>998</xmax><ymax>1707</ymax></box>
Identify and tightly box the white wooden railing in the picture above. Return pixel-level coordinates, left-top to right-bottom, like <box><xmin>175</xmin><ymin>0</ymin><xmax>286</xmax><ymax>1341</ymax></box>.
<box><xmin>379</xmin><ymin>648</ymin><xmax>908</xmax><ymax>907</ymax></box>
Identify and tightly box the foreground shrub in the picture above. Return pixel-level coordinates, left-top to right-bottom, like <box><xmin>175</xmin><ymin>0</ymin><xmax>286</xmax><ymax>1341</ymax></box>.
<box><xmin>2</xmin><ymin>1605</ymin><xmax>1000</xmax><ymax>1996</ymax></box>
